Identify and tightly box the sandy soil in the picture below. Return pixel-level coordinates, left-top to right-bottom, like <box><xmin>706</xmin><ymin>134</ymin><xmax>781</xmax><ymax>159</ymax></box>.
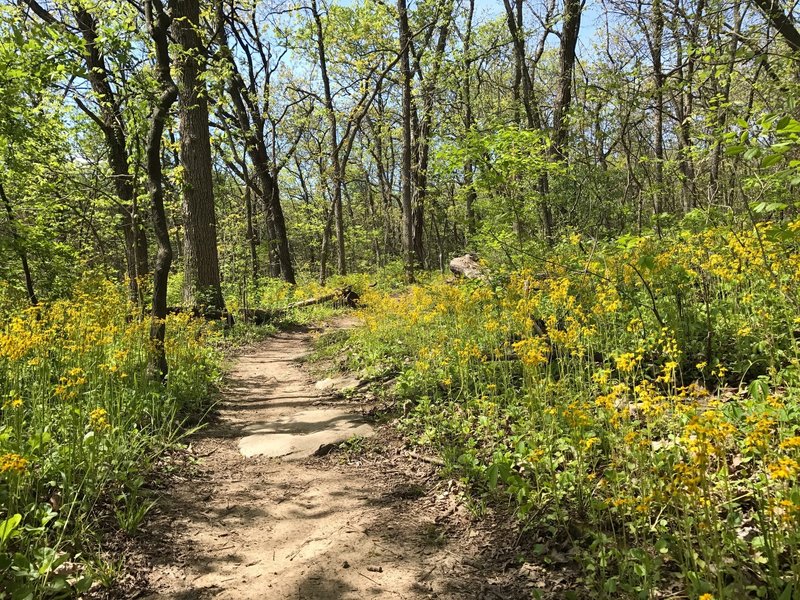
<box><xmin>115</xmin><ymin>320</ymin><xmax>575</xmax><ymax>600</ymax></box>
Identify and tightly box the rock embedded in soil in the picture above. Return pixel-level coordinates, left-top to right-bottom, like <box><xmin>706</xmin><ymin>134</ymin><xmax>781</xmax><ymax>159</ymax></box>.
<box><xmin>449</xmin><ymin>253</ymin><xmax>486</xmax><ymax>280</ymax></box>
<box><xmin>238</xmin><ymin>407</ymin><xmax>374</xmax><ymax>459</ymax></box>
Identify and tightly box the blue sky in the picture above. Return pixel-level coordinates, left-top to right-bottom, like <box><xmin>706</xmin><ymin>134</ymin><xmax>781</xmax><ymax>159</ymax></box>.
<box><xmin>441</xmin><ymin>0</ymin><xmax>608</xmax><ymax>54</ymax></box>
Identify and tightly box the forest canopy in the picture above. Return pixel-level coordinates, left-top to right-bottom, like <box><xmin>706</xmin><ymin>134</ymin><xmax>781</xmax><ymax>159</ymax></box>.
<box><xmin>2</xmin><ymin>0</ymin><xmax>798</xmax><ymax>303</ymax></box>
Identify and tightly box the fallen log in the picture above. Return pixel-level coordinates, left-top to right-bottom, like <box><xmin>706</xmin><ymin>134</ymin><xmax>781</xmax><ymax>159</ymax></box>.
<box><xmin>167</xmin><ymin>286</ymin><xmax>360</xmax><ymax>325</ymax></box>
<box><xmin>166</xmin><ymin>305</ymin><xmax>231</xmax><ymax>322</ymax></box>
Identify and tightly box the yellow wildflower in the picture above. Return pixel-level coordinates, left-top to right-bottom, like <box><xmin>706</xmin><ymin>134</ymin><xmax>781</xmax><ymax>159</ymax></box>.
<box><xmin>0</xmin><ymin>453</ymin><xmax>29</xmax><ymax>475</ymax></box>
<box><xmin>592</xmin><ymin>369</ymin><xmax>610</xmax><ymax>386</ymax></box>
<box><xmin>89</xmin><ymin>408</ymin><xmax>110</xmax><ymax>432</ymax></box>
<box><xmin>780</xmin><ymin>436</ymin><xmax>800</xmax><ymax>450</ymax></box>
<box><xmin>768</xmin><ymin>457</ymin><xmax>799</xmax><ymax>481</ymax></box>
<box><xmin>615</xmin><ymin>352</ymin><xmax>638</xmax><ymax>373</ymax></box>
<box><xmin>512</xmin><ymin>337</ymin><xmax>549</xmax><ymax>367</ymax></box>
<box><xmin>582</xmin><ymin>437</ymin><xmax>600</xmax><ymax>451</ymax></box>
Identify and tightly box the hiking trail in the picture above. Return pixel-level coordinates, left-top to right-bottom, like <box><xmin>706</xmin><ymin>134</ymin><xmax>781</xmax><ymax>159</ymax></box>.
<box><xmin>128</xmin><ymin>318</ymin><xmax>543</xmax><ymax>599</ymax></box>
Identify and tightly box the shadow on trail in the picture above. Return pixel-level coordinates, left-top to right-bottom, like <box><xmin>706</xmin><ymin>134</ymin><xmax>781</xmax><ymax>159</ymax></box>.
<box><xmin>121</xmin><ymin>320</ymin><xmax>579</xmax><ymax>600</ymax></box>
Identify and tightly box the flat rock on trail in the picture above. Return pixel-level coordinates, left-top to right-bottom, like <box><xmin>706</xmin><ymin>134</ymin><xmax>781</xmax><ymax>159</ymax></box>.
<box><xmin>133</xmin><ymin>321</ymin><xmax>528</xmax><ymax>599</ymax></box>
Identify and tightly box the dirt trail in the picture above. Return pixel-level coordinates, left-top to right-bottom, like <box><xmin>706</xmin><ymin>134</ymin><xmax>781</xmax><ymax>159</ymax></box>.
<box><xmin>136</xmin><ymin>320</ymin><xmax>503</xmax><ymax>600</ymax></box>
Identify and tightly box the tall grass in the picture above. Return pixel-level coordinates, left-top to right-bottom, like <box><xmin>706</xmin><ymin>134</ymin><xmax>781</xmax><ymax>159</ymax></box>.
<box><xmin>0</xmin><ymin>276</ymin><xmax>219</xmax><ymax>597</ymax></box>
<box><xmin>338</xmin><ymin>221</ymin><xmax>800</xmax><ymax>598</ymax></box>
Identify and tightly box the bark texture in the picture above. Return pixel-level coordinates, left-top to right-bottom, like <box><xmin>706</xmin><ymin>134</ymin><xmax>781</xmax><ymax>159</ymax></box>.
<box><xmin>145</xmin><ymin>0</ymin><xmax>179</xmax><ymax>380</ymax></box>
<box><xmin>173</xmin><ymin>0</ymin><xmax>225</xmax><ymax>309</ymax></box>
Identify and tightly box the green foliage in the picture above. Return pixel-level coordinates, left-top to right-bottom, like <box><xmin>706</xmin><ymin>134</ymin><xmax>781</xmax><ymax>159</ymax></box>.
<box><xmin>340</xmin><ymin>221</ymin><xmax>800</xmax><ymax>598</ymax></box>
<box><xmin>0</xmin><ymin>277</ymin><xmax>220</xmax><ymax>596</ymax></box>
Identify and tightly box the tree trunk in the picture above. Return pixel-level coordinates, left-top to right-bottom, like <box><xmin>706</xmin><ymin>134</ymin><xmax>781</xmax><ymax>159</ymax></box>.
<box><xmin>0</xmin><ymin>182</ymin><xmax>37</xmax><ymax>306</ymax></box>
<box><xmin>311</xmin><ymin>0</ymin><xmax>347</xmax><ymax>276</ymax></box>
<box><xmin>652</xmin><ymin>0</ymin><xmax>665</xmax><ymax>232</ymax></box>
<box><xmin>398</xmin><ymin>0</ymin><xmax>414</xmax><ymax>282</ymax></box>
<box><xmin>463</xmin><ymin>0</ymin><xmax>477</xmax><ymax>239</ymax></box>
<box><xmin>264</xmin><ymin>170</ymin><xmax>295</xmax><ymax>283</ymax></box>
<box><xmin>502</xmin><ymin>0</ymin><xmax>556</xmax><ymax>242</ymax></box>
<box><xmin>173</xmin><ymin>0</ymin><xmax>225</xmax><ymax>310</ymax></box>
<box><xmin>551</xmin><ymin>0</ymin><xmax>581</xmax><ymax>157</ymax></box>
<box><xmin>144</xmin><ymin>0</ymin><xmax>178</xmax><ymax>380</ymax></box>
<box><xmin>221</xmin><ymin>33</ymin><xmax>296</xmax><ymax>284</ymax></box>
<box><xmin>411</xmin><ymin>10</ymin><xmax>451</xmax><ymax>268</ymax></box>
<box><xmin>74</xmin><ymin>7</ymin><xmax>148</xmax><ymax>305</ymax></box>
<box><xmin>244</xmin><ymin>185</ymin><xmax>259</xmax><ymax>282</ymax></box>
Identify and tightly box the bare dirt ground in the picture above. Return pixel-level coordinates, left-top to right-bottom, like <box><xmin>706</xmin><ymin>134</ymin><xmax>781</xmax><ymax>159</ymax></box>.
<box><xmin>112</xmin><ymin>319</ymin><xmax>577</xmax><ymax>600</ymax></box>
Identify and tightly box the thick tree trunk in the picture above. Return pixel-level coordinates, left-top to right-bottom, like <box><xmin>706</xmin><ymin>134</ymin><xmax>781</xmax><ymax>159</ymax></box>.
<box><xmin>551</xmin><ymin>0</ymin><xmax>581</xmax><ymax>156</ymax></box>
<box><xmin>173</xmin><ymin>0</ymin><xmax>225</xmax><ymax>310</ymax></box>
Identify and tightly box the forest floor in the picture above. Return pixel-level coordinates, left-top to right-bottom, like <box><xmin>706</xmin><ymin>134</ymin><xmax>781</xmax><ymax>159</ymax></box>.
<box><xmin>108</xmin><ymin>316</ymin><xmax>577</xmax><ymax>600</ymax></box>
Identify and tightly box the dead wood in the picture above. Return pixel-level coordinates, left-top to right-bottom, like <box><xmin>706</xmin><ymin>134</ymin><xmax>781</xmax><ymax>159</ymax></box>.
<box><xmin>167</xmin><ymin>286</ymin><xmax>360</xmax><ymax>325</ymax></box>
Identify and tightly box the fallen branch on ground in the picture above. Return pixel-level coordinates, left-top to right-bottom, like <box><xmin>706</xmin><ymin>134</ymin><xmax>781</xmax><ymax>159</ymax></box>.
<box><xmin>167</xmin><ymin>286</ymin><xmax>360</xmax><ymax>324</ymax></box>
<box><xmin>405</xmin><ymin>450</ymin><xmax>446</xmax><ymax>466</ymax></box>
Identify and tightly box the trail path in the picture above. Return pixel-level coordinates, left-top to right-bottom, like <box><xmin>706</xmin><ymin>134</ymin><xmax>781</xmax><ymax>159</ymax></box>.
<box><xmin>134</xmin><ymin>319</ymin><xmax>532</xmax><ymax>599</ymax></box>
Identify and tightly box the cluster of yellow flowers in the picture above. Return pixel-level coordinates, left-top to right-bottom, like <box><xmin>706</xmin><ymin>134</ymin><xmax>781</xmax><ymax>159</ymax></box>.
<box><xmin>0</xmin><ymin>452</ymin><xmax>28</xmax><ymax>475</ymax></box>
<box><xmin>89</xmin><ymin>407</ymin><xmax>110</xmax><ymax>432</ymax></box>
<box><xmin>512</xmin><ymin>337</ymin><xmax>549</xmax><ymax>367</ymax></box>
<box><xmin>0</xmin><ymin>309</ymin><xmax>45</xmax><ymax>362</ymax></box>
<box><xmin>350</xmin><ymin>221</ymin><xmax>800</xmax><ymax>596</ymax></box>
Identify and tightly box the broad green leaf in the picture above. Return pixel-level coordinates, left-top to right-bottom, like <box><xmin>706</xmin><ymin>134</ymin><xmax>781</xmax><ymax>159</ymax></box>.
<box><xmin>0</xmin><ymin>514</ymin><xmax>22</xmax><ymax>544</ymax></box>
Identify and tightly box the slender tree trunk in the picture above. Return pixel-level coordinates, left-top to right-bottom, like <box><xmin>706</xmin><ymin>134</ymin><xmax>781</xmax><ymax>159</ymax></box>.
<box><xmin>221</xmin><ymin>35</ymin><xmax>296</xmax><ymax>284</ymax></box>
<box><xmin>503</xmin><ymin>0</ymin><xmax>556</xmax><ymax>242</ymax></box>
<box><xmin>463</xmin><ymin>0</ymin><xmax>477</xmax><ymax>239</ymax></box>
<box><xmin>412</xmin><ymin>11</ymin><xmax>451</xmax><ymax>267</ymax></box>
<box><xmin>671</xmin><ymin>0</ymin><xmax>703</xmax><ymax>213</ymax></box>
<box><xmin>227</xmin><ymin>105</ymin><xmax>294</xmax><ymax>283</ymax></box>
<box><xmin>74</xmin><ymin>7</ymin><xmax>148</xmax><ymax>305</ymax></box>
<box><xmin>0</xmin><ymin>182</ymin><xmax>37</xmax><ymax>306</ymax></box>
<box><xmin>398</xmin><ymin>0</ymin><xmax>414</xmax><ymax>282</ymax></box>
<box><xmin>318</xmin><ymin>208</ymin><xmax>335</xmax><ymax>285</ymax></box>
<box><xmin>502</xmin><ymin>0</ymin><xmax>539</xmax><ymax>128</ymax></box>
<box><xmin>311</xmin><ymin>0</ymin><xmax>347</xmax><ymax>276</ymax></box>
<box><xmin>244</xmin><ymin>185</ymin><xmax>259</xmax><ymax>282</ymax></box>
<box><xmin>544</xmin><ymin>0</ymin><xmax>581</xmax><ymax>242</ymax></box>
<box><xmin>173</xmin><ymin>0</ymin><xmax>225</xmax><ymax>309</ymax></box>
<box><xmin>709</xmin><ymin>0</ymin><xmax>742</xmax><ymax>205</ymax></box>
<box><xmin>652</xmin><ymin>0</ymin><xmax>665</xmax><ymax>232</ymax></box>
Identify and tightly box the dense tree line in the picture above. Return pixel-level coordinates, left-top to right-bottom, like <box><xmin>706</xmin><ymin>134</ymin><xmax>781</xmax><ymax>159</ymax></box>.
<box><xmin>2</xmin><ymin>0</ymin><xmax>800</xmax><ymax>366</ymax></box>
